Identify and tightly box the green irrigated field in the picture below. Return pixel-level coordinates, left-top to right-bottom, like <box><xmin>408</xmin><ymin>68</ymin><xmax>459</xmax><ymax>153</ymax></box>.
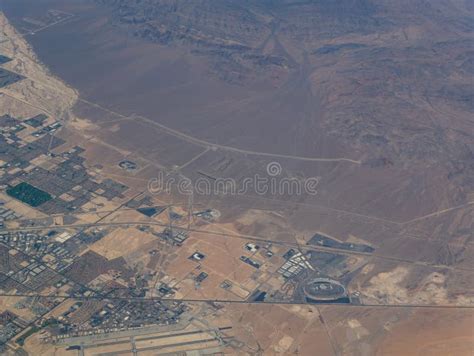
<box><xmin>6</xmin><ymin>182</ymin><xmax>52</xmax><ymax>207</ymax></box>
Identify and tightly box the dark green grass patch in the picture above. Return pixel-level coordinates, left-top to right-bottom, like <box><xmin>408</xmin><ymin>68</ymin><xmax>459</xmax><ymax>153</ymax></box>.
<box><xmin>6</xmin><ymin>182</ymin><xmax>52</xmax><ymax>207</ymax></box>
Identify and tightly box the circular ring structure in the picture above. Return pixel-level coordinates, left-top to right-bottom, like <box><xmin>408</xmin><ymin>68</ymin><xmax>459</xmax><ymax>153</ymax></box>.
<box><xmin>303</xmin><ymin>278</ymin><xmax>346</xmax><ymax>301</ymax></box>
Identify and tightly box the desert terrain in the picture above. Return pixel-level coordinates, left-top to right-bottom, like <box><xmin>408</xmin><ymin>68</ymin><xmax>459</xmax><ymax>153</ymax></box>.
<box><xmin>0</xmin><ymin>0</ymin><xmax>471</xmax><ymax>355</ymax></box>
